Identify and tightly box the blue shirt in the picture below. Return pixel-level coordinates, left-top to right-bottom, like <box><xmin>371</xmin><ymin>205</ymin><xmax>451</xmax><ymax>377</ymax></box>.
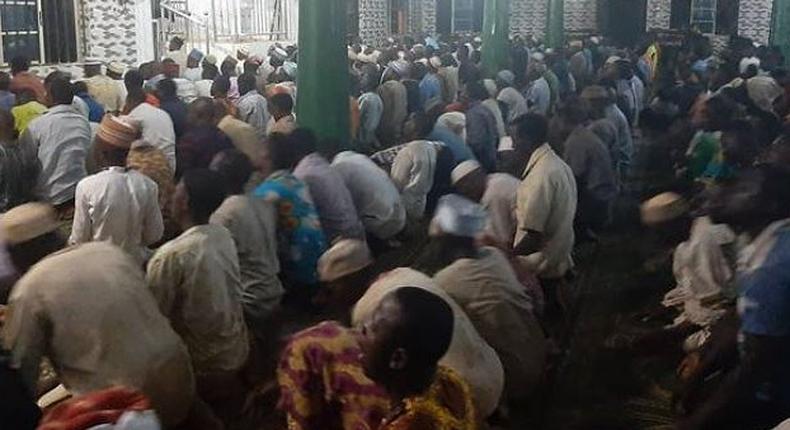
<box><xmin>0</xmin><ymin>91</ymin><xmax>16</xmax><ymax>112</ymax></box>
<box><xmin>76</xmin><ymin>93</ymin><xmax>105</xmax><ymax>123</ymax></box>
<box><xmin>428</xmin><ymin>125</ymin><xmax>474</xmax><ymax>164</ymax></box>
<box><xmin>253</xmin><ymin>170</ymin><xmax>327</xmax><ymax>286</ymax></box>
<box><xmin>738</xmin><ymin>222</ymin><xmax>790</xmax><ymax>407</ymax></box>
<box><xmin>419</xmin><ymin>73</ymin><xmax>442</xmax><ymax>108</ymax></box>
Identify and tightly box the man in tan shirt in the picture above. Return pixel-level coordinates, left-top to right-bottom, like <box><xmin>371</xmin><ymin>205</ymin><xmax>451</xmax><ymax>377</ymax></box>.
<box><xmin>2</xmin><ymin>203</ymin><xmax>196</xmax><ymax>427</ymax></box>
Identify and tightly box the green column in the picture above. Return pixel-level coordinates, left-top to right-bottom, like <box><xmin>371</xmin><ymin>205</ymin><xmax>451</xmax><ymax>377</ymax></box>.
<box><xmin>771</xmin><ymin>0</ymin><xmax>790</xmax><ymax>67</ymax></box>
<box><xmin>482</xmin><ymin>0</ymin><xmax>511</xmax><ymax>77</ymax></box>
<box><xmin>545</xmin><ymin>0</ymin><xmax>564</xmax><ymax>49</ymax></box>
<box><xmin>296</xmin><ymin>0</ymin><xmax>350</xmax><ymax>152</ymax></box>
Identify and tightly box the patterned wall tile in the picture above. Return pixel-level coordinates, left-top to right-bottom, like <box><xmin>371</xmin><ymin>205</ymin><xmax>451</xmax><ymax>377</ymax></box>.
<box><xmin>511</xmin><ymin>0</ymin><xmax>549</xmax><ymax>39</ymax></box>
<box><xmin>738</xmin><ymin>0</ymin><xmax>773</xmax><ymax>44</ymax></box>
<box><xmin>565</xmin><ymin>0</ymin><xmax>598</xmax><ymax>32</ymax></box>
<box><xmin>646</xmin><ymin>0</ymin><xmax>672</xmax><ymax>30</ymax></box>
<box><xmin>83</xmin><ymin>0</ymin><xmax>139</xmax><ymax>65</ymax></box>
<box><xmin>359</xmin><ymin>0</ymin><xmax>390</xmax><ymax>45</ymax></box>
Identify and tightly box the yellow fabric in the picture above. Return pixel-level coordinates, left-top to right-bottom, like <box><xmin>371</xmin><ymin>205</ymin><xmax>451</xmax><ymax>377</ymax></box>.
<box><xmin>12</xmin><ymin>101</ymin><xmax>47</xmax><ymax>134</ymax></box>
<box><xmin>381</xmin><ymin>366</ymin><xmax>478</xmax><ymax>430</ymax></box>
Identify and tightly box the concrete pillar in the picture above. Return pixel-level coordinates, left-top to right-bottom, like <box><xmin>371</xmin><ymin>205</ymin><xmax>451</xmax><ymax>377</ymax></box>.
<box><xmin>296</xmin><ymin>0</ymin><xmax>350</xmax><ymax>150</ymax></box>
<box><xmin>482</xmin><ymin>0</ymin><xmax>510</xmax><ymax>77</ymax></box>
<box><xmin>545</xmin><ymin>0</ymin><xmax>564</xmax><ymax>48</ymax></box>
<box><xmin>772</xmin><ymin>0</ymin><xmax>790</xmax><ymax>66</ymax></box>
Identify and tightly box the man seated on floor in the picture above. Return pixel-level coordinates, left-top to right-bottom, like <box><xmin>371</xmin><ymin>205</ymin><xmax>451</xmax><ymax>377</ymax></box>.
<box><xmin>357</xmin><ymin>287</ymin><xmax>479</xmax><ymax>429</ymax></box>
<box><xmin>146</xmin><ymin>169</ymin><xmax>248</xmax><ymax>419</ymax></box>
<box><xmin>678</xmin><ymin>166</ymin><xmax>790</xmax><ymax>429</ymax></box>
<box><xmin>414</xmin><ymin>194</ymin><xmax>547</xmax><ymax>417</ymax></box>
<box><xmin>316</xmin><ymin>238</ymin><xmax>375</xmax><ymax>320</ymax></box>
<box><xmin>2</xmin><ymin>203</ymin><xmax>196</xmax><ymax>427</ymax></box>
<box><xmin>353</xmin><ymin>268</ymin><xmax>504</xmax><ymax>420</ymax></box>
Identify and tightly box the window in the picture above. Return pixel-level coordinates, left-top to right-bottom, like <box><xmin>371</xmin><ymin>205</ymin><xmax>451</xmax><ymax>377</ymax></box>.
<box><xmin>0</xmin><ymin>0</ymin><xmax>77</xmax><ymax>64</ymax></box>
<box><xmin>671</xmin><ymin>0</ymin><xmax>739</xmax><ymax>35</ymax></box>
<box><xmin>690</xmin><ymin>0</ymin><xmax>717</xmax><ymax>34</ymax></box>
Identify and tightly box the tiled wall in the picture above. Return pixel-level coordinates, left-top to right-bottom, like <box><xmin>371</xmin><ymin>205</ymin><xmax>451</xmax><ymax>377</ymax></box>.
<box><xmin>565</xmin><ymin>0</ymin><xmax>598</xmax><ymax>31</ymax></box>
<box><xmin>512</xmin><ymin>0</ymin><xmax>549</xmax><ymax>39</ymax></box>
<box><xmin>82</xmin><ymin>0</ymin><xmax>139</xmax><ymax>65</ymax></box>
<box><xmin>645</xmin><ymin>0</ymin><xmax>672</xmax><ymax>30</ymax></box>
<box><xmin>359</xmin><ymin>0</ymin><xmax>390</xmax><ymax>45</ymax></box>
<box><xmin>738</xmin><ymin>0</ymin><xmax>773</xmax><ymax>44</ymax></box>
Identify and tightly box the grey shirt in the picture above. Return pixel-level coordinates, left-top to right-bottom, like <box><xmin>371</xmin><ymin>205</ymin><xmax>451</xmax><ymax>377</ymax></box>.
<box><xmin>210</xmin><ymin>195</ymin><xmax>283</xmax><ymax>325</ymax></box>
<box><xmin>562</xmin><ymin>126</ymin><xmax>618</xmax><ymax>203</ymax></box>
<box><xmin>466</xmin><ymin>101</ymin><xmax>499</xmax><ymax>172</ymax></box>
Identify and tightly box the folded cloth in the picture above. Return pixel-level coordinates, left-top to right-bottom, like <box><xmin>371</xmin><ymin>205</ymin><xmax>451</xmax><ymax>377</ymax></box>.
<box><xmin>38</xmin><ymin>386</ymin><xmax>159</xmax><ymax>430</ymax></box>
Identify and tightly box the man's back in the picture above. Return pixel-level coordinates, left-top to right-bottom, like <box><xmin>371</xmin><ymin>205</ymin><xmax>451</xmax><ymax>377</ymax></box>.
<box><xmin>146</xmin><ymin>223</ymin><xmax>249</xmax><ymax>374</ymax></box>
<box><xmin>237</xmin><ymin>91</ymin><xmax>269</xmax><ymax>135</ymax></box>
<box><xmin>25</xmin><ymin>105</ymin><xmax>91</xmax><ymax>205</ymax></box>
<box><xmin>563</xmin><ymin>127</ymin><xmax>617</xmax><ymax>203</ymax></box>
<box><xmin>294</xmin><ymin>152</ymin><xmax>364</xmax><ymax>241</ymax></box>
<box><xmin>86</xmin><ymin>74</ymin><xmax>123</xmax><ymax>112</ymax></box>
<box><xmin>70</xmin><ymin>167</ymin><xmax>163</xmax><ymax>263</ymax></box>
<box><xmin>332</xmin><ymin>151</ymin><xmax>406</xmax><ymax>240</ymax></box>
<box><xmin>4</xmin><ymin>242</ymin><xmax>195</xmax><ymax>426</ymax></box>
<box><xmin>128</xmin><ymin>103</ymin><xmax>176</xmax><ymax>170</ymax></box>
<box><xmin>210</xmin><ymin>195</ymin><xmax>283</xmax><ymax>324</ymax></box>
<box><xmin>516</xmin><ymin>143</ymin><xmax>578</xmax><ymax>278</ymax></box>
<box><xmin>434</xmin><ymin>247</ymin><xmax>546</xmax><ymax>397</ymax></box>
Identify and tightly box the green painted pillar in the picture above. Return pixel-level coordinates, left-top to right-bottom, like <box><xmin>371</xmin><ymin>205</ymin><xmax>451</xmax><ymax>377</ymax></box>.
<box><xmin>545</xmin><ymin>0</ymin><xmax>564</xmax><ymax>49</ymax></box>
<box><xmin>482</xmin><ymin>0</ymin><xmax>511</xmax><ymax>77</ymax></box>
<box><xmin>296</xmin><ymin>0</ymin><xmax>350</xmax><ymax>152</ymax></box>
<box><xmin>771</xmin><ymin>0</ymin><xmax>790</xmax><ymax>67</ymax></box>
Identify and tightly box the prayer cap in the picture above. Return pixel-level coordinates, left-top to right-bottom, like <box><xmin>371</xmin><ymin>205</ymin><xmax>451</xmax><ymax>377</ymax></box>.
<box><xmin>590</xmin><ymin>36</ymin><xmax>601</xmax><ymax>44</ymax></box>
<box><xmin>318</xmin><ymin>239</ymin><xmax>373</xmax><ymax>282</ymax></box>
<box><xmin>237</xmin><ymin>47</ymin><xmax>250</xmax><ymax>58</ymax></box>
<box><xmin>569</xmin><ymin>40</ymin><xmax>583</xmax><ymax>49</ymax></box>
<box><xmin>388</xmin><ymin>59</ymin><xmax>410</xmax><ymax>77</ymax></box>
<box><xmin>430</xmin><ymin>56</ymin><xmax>442</xmax><ymax>69</ymax></box>
<box><xmin>483</xmin><ymin>79</ymin><xmax>497</xmax><ymax>98</ymax></box>
<box><xmin>497</xmin><ymin>70</ymin><xmax>515</xmax><ymax>86</ymax></box>
<box><xmin>437</xmin><ymin>112</ymin><xmax>466</xmax><ymax>135</ymax></box>
<box><xmin>188</xmin><ymin>48</ymin><xmax>204</xmax><ymax>62</ymax></box>
<box><xmin>531</xmin><ymin>52</ymin><xmax>545</xmax><ymax>62</ymax></box>
<box><xmin>348</xmin><ymin>47</ymin><xmax>358</xmax><ymax>61</ymax></box>
<box><xmin>431</xmin><ymin>194</ymin><xmax>486</xmax><ymax>238</ymax></box>
<box><xmin>1</xmin><ymin>203</ymin><xmax>60</xmax><ymax>245</ymax></box>
<box><xmin>641</xmin><ymin>192</ymin><xmax>689</xmax><ymax>225</ymax></box>
<box><xmin>107</xmin><ymin>61</ymin><xmax>126</xmax><ymax>75</ymax></box>
<box><xmin>498</xmin><ymin>136</ymin><xmax>513</xmax><ymax>152</ymax></box>
<box><xmin>97</xmin><ymin>115</ymin><xmax>142</xmax><ymax>149</ymax></box>
<box><xmin>223</xmin><ymin>55</ymin><xmax>238</xmax><ymax>66</ymax></box>
<box><xmin>473</xmin><ymin>36</ymin><xmax>482</xmax><ymax>43</ymax></box>
<box><xmin>451</xmin><ymin>160</ymin><xmax>482</xmax><ymax>185</ymax></box>
<box><xmin>203</xmin><ymin>54</ymin><xmax>217</xmax><ymax>65</ymax></box>
<box><xmin>605</xmin><ymin>55</ymin><xmax>622</xmax><ymax>65</ymax></box>
<box><xmin>282</xmin><ymin>61</ymin><xmax>297</xmax><ymax>78</ymax></box>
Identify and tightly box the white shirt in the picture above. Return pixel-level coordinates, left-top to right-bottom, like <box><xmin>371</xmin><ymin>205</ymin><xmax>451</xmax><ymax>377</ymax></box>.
<box><xmin>69</xmin><ymin>167</ymin><xmax>164</xmax><ymax>263</ymax></box>
<box><xmin>236</xmin><ymin>90</ymin><xmax>269</xmax><ymax>136</ymax></box>
<box><xmin>183</xmin><ymin>67</ymin><xmax>202</xmax><ymax>82</ymax></box>
<box><xmin>390</xmin><ymin>140</ymin><xmax>438</xmax><ymax>221</ymax></box>
<box><xmin>129</xmin><ymin>103</ymin><xmax>177</xmax><ymax>171</ymax></box>
<box><xmin>332</xmin><ymin>151</ymin><xmax>406</xmax><ymax>240</ymax></box>
<box><xmin>72</xmin><ymin>96</ymin><xmax>89</xmax><ymax>120</ymax></box>
<box><xmin>482</xmin><ymin>173</ymin><xmax>520</xmax><ymax>247</ymax></box>
<box><xmin>210</xmin><ymin>195</ymin><xmax>283</xmax><ymax>325</ymax></box>
<box><xmin>24</xmin><ymin>104</ymin><xmax>91</xmax><ymax>205</ymax></box>
<box><xmin>147</xmin><ymin>224</ymin><xmax>249</xmax><ymax>374</ymax></box>
<box><xmin>515</xmin><ymin>143</ymin><xmax>578</xmax><ymax>278</ymax></box>
<box><xmin>195</xmin><ymin>80</ymin><xmax>213</xmax><ymax>98</ymax></box>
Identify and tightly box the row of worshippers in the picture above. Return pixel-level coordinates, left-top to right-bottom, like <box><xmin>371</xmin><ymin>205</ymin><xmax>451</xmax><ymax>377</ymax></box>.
<box><xmin>0</xmin><ymin>104</ymin><xmax>586</xmax><ymax>429</ymax></box>
<box><xmin>601</xmin><ymin>31</ymin><xmax>790</xmax><ymax>429</ymax></box>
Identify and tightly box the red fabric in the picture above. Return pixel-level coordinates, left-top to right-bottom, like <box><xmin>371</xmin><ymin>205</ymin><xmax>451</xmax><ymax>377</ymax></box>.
<box><xmin>145</xmin><ymin>93</ymin><xmax>160</xmax><ymax>108</ymax></box>
<box><xmin>38</xmin><ymin>386</ymin><xmax>151</xmax><ymax>430</ymax></box>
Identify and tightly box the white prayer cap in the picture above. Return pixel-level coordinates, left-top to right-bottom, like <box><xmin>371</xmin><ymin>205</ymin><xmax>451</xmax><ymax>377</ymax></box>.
<box><xmin>1</xmin><ymin>203</ymin><xmax>60</xmax><ymax>245</ymax></box>
<box><xmin>483</xmin><ymin>79</ymin><xmax>497</xmax><ymax>98</ymax></box>
<box><xmin>451</xmin><ymin>160</ymin><xmax>483</xmax><ymax>184</ymax></box>
<box><xmin>348</xmin><ymin>47</ymin><xmax>358</xmax><ymax>61</ymax></box>
<box><xmin>531</xmin><ymin>52</ymin><xmax>545</xmax><ymax>62</ymax></box>
<box><xmin>431</xmin><ymin>194</ymin><xmax>486</xmax><ymax>238</ymax></box>
<box><xmin>473</xmin><ymin>36</ymin><xmax>482</xmax><ymax>43</ymax></box>
<box><xmin>437</xmin><ymin>112</ymin><xmax>466</xmax><ymax>137</ymax></box>
<box><xmin>430</xmin><ymin>56</ymin><xmax>443</xmax><ymax>69</ymax></box>
<box><xmin>318</xmin><ymin>239</ymin><xmax>374</xmax><ymax>282</ymax></box>
<box><xmin>107</xmin><ymin>61</ymin><xmax>126</xmax><ymax>75</ymax></box>
<box><xmin>545</xmin><ymin>48</ymin><xmax>554</xmax><ymax>55</ymax></box>
<box><xmin>590</xmin><ymin>36</ymin><xmax>601</xmax><ymax>44</ymax></box>
<box><xmin>417</xmin><ymin>58</ymin><xmax>429</xmax><ymax>66</ymax></box>
<box><xmin>640</xmin><ymin>192</ymin><xmax>689</xmax><ymax>226</ymax></box>
<box><xmin>605</xmin><ymin>55</ymin><xmax>622</xmax><ymax>65</ymax></box>
<box><xmin>496</xmin><ymin>70</ymin><xmax>515</xmax><ymax>86</ymax></box>
<box><xmin>498</xmin><ymin>136</ymin><xmax>514</xmax><ymax>152</ymax></box>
